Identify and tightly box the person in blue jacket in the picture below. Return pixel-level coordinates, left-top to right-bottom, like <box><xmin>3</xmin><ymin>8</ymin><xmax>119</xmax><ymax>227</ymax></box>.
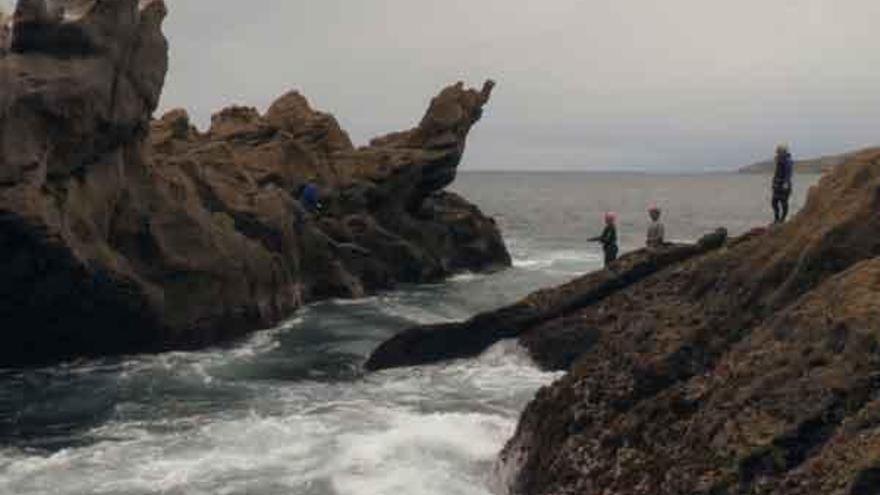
<box><xmin>299</xmin><ymin>182</ymin><xmax>323</xmax><ymax>215</ymax></box>
<box><xmin>772</xmin><ymin>144</ymin><xmax>794</xmax><ymax>223</ymax></box>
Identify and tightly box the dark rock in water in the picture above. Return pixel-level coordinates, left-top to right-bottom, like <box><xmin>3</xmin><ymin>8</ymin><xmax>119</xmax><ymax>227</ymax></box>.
<box><xmin>0</xmin><ymin>0</ymin><xmax>508</xmax><ymax>366</ymax></box>
<box><xmin>488</xmin><ymin>150</ymin><xmax>880</xmax><ymax>495</ymax></box>
<box><xmin>365</xmin><ymin>228</ymin><xmax>728</xmax><ymax>371</ymax></box>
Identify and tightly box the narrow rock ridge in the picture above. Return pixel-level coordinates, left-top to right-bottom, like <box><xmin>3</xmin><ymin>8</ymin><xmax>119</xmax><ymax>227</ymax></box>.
<box><xmin>0</xmin><ymin>0</ymin><xmax>509</xmax><ymax>366</ymax></box>
<box><xmin>365</xmin><ymin>229</ymin><xmax>729</xmax><ymax>371</ymax></box>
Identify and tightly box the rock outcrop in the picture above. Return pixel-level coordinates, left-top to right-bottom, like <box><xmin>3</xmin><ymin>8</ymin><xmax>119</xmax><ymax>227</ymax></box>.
<box><xmin>365</xmin><ymin>229</ymin><xmax>729</xmax><ymax>371</ymax></box>
<box><xmin>369</xmin><ymin>148</ymin><xmax>880</xmax><ymax>494</ymax></box>
<box><xmin>500</xmin><ymin>151</ymin><xmax>880</xmax><ymax>495</ymax></box>
<box><xmin>0</xmin><ymin>0</ymin><xmax>508</xmax><ymax>366</ymax></box>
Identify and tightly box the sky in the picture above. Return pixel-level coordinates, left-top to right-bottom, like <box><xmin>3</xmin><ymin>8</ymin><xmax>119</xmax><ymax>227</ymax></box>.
<box><xmin>5</xmin><ymin>0</ymin><xmax>880</xmax><ymax>171</ymax></box>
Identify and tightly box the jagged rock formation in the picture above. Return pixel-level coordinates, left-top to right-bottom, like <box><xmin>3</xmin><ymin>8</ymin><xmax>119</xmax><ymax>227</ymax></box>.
<box><xmin>0</xmin><ymin>0</ymin><xmax>508</xmax><ymax>366</ymax></box>
<box><xmin>369</xmin><ymin>149</ymin><xmax>880</xmax><ymax>494</ymax></box>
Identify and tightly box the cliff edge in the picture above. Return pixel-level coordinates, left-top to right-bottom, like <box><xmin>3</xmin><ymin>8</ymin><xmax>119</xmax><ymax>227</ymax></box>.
<box><xmin>0</xmin><ymin>0</ymin><xmax>508</xmax><ymax>366</ymax></box>
<box><xmin>369</xmin><ymin>148</ymin><xmax>880</xmax><ymax>494</ymax></box>
<box><xmin>497</xmin><ymin>148</ymin><xmax>880</xmax><ymax>495</ymax></box>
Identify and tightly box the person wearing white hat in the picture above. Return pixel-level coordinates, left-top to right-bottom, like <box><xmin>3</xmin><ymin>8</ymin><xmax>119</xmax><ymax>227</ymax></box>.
<box><xmin>646</xmin><ymin>205</ymin><xmax>665</xmax><ymax>248</ymax></box>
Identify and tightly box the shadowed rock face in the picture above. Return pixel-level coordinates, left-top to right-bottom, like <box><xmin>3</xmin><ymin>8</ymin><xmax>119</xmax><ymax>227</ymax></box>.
<box><xmin>0</xmin><ymin>0</ymin><xmax>508</xmax><ymax>366</ymax></box>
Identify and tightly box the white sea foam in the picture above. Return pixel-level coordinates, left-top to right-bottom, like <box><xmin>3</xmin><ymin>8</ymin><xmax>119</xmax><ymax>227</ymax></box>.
<box><xmin>449</xmin><ymin>272</ymin><xmax>485</xmax><ymax>283</ymax></box>
<box><xmin>0</xmin><ymin>339</ymin><xmax>558</xmax><ymax>495</ymax></box>
<box><xmin>512</xmin><ymin>249</ymin><xmax>599</xmax><ymax>272</ymax></box>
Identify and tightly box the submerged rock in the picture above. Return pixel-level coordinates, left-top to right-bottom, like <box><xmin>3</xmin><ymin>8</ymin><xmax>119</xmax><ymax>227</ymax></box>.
<box><xmin>0</xmin><ymin>0</ymin><xmax>508</xmax><ymax>366</ymax></box>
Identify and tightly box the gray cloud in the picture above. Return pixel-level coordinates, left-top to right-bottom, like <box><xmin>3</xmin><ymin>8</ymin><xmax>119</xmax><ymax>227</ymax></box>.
<box><xmin>5</xmin><ymin>0</ymin><xmax>880</xmax><ymax>170</ymax></box>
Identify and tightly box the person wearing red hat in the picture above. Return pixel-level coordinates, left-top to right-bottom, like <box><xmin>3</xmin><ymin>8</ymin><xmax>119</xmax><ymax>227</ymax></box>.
<box><xmin>589</xmin><ymin>212</ymin><xmax>618</xmax><ymax>267</ymax></box>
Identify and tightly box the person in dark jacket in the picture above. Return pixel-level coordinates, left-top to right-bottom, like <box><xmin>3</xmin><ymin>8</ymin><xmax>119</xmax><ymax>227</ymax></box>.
<box><xmin>294</xmin><ymin>182</ymin><xmax>323</xmax><ymax>231</ymax></box>
<box><xmin>772</xmin><ymin>144</ymin><xmax>794</xmax><ymax>223</ymax></box>
<box><xmin>298</xmin><ymin>182</ymin><xmax>323</xmax><ymax>214</ymax></box>
<box><xmin>589</xmin><ymin>212</ymin><xmax>619</xmax><ymax>267</ymax></box>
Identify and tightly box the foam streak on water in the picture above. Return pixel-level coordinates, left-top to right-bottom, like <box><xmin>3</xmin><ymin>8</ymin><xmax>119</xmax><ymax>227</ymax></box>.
<box><xmin>0</xmin><ymin>327</ymin><xmax>560</xmax><ymax>495</ymax></box>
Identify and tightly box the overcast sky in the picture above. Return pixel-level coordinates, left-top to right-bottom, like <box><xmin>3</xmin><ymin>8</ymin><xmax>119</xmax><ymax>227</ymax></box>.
<box><xmin>6</xmin><ymin>0</ymin><xmax>880</xmax><ymax>170</ymax></box>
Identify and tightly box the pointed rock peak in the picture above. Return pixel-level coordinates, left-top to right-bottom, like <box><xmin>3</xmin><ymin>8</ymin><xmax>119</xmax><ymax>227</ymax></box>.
<box><xmin>265</xmin><ymin>90</ymin><xmax>354</xmax><ymax>152</ymax></box>
<box><xmin>138</xmin><ymin>0</ymin><xmax>167</xmax><ymax>22</ymax></box>
<box><xmin>265</xmin><ymin>90</ymin><xmax>318</xmax><ymax>128</ymax></box>
<box><xmin>369</xmin><ymin>79</ymin><xmax>495</xmax><ymax>151</ymax></box>
<box><xmin>153</xmin><ymin>108</ymin><xmax>195</xmax><ymax>141</ymax></box>
<box><xmin>419</xmin><ymin>79</ymin><xmax>494</xmax><ymax>131</ymax></box>
<box><xmin>208</xmin><ymin>105</ymin><xmax>265</xmax><ymax>138</ymax></box>
<box><xmin>481</xmin><ymin>79</ymin><xmax>496</xmax><ymax>102</ymax></box>
<box><xmin>268</xmin><ymin>90</ymin><xmax>313</xmax><ymax>115</ymax></box>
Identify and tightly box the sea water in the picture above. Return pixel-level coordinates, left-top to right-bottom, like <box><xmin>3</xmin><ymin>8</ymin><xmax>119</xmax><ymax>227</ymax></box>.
<box><xmin>0</xmin><ymin>172</ymin><xmax>817</xmax><ymax>495</ymax></box>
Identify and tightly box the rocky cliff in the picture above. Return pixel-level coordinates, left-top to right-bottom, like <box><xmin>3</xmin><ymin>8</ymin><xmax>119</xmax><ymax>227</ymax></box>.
<box><xmin>0</xmin><ymin>0</ymin><xmax>508</xmax><ymax>366</ymax></box>
<box><xmin>369</xmin><ymin>149</ymin><xmax>880</xmax><ymax>494</ymax></box>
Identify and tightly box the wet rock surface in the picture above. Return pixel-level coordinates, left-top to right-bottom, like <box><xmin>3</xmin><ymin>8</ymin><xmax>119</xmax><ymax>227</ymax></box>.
<box><xmin>370</xmin><ymin>149</ymin><xmax>880</xmax><ymax>494</ymax></box>
<box><xmin>365</xmin><ymin>229</ymin><xmax>729</xmax><ymax>371</ymax></box>
<box><xmin>500</xmin><ymin>151</ymin><xmax>880</xmax><ymax>495</ymax></box>
<box><xmin>0</xmin><ymin>0</ymin><xmax>508</xmax><ymax>366</ymax></box>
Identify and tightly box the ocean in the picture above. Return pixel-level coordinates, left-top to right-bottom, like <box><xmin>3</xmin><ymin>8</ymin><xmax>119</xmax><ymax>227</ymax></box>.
<box><xmin>0</xmin><ymin>172</ymin><xmax>818</xmax><ymax>495</ymax></box>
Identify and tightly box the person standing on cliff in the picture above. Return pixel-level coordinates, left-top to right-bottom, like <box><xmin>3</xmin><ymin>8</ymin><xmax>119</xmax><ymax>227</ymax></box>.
<box><xmin>646</xmin><ymin>205</ymin><xmax>665</xmax><ymax>248</ymax></box>
<box><xmin>589</xmin><ymin>212</ymin><xmax>619</xmax><ymax>267</ymax></box>
<box><xmin>772</xmin><ymin>144</ymin><xmax>794</xmax><ymax>223</ymax></box>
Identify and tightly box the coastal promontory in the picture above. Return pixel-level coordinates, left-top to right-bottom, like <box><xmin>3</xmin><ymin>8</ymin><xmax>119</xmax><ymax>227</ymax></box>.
<box><xmin>369</xmin><ymin>147</ymin><xmax>880</xmax><ymax>494</ymax></box>
<box><xmin>0</xmin><ymin>0</ymin><xmax>508</xmax><ymax>366</ymax></box>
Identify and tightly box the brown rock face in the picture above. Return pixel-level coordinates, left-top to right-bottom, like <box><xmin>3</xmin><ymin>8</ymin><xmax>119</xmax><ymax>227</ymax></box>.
<box><xmin>0</xmin><ymin>0</ymin><xmax>508</xmax><ymax>366</ymax></box>
<box><xmin>365</xmin><ymin>229</ymin><xmax>729</xmax><ymax>371</ymax></box>
<box><xmin>366</xmin><ymin>148</ymin><xmax>880</xmax><ymax>494</ymax></box>
<box><xmin>492</xmin><ymin>150</ymin><xmax>880</xmax><ymax>495</ymax></box>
